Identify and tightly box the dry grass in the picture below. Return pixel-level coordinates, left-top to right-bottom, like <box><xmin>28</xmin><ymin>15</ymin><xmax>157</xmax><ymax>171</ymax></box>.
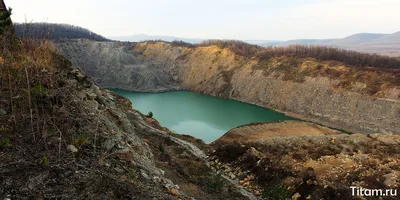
<box><xmin>0</xmin><ymin>29</ymin><xmax>68</xmax><ymax>152</ymax></box>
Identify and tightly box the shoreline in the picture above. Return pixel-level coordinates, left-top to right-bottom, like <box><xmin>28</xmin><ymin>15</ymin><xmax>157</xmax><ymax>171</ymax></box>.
<box><xmin>110</xmin><ymin>87</ymin><xmax>359</xmax><ymax>139</ymax></box>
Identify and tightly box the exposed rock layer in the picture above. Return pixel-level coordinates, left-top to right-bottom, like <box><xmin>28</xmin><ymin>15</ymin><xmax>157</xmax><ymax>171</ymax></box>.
<box><xmin>56</xmin><ymin>40</ymin><xmax>400</xmax><ymax>134</ymax></box>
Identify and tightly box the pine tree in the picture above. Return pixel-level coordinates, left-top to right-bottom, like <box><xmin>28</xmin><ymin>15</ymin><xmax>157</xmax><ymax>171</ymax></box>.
<box><xmin>0</xmin><ymin>0</ymin><xmax>12</xmax><ymax>34</ymax></box>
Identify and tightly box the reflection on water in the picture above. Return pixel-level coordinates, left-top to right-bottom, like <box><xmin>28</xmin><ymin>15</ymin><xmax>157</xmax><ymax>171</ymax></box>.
<box><xmin>112</xmin><ymin>89</ymin><xmax>293</xmax><ymax>143</ymax></box>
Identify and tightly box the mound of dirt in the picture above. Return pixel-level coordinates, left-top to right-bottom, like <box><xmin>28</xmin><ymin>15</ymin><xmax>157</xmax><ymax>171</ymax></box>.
<box><xmin>211</xmin><ymin>120</ymin><xmax>340</xmax><ymax>145</ymax></box>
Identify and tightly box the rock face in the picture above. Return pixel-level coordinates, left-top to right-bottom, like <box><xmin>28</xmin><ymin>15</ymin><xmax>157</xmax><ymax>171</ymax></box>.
<box><xmin>56</xmin><ymin>40</ymin><xmax>181</xmax><ymax>92</ymax></box>
<box><xmin>56</xmin><ymin>40</ymin><xmax>400</xmax><ymax>134</ymax></box>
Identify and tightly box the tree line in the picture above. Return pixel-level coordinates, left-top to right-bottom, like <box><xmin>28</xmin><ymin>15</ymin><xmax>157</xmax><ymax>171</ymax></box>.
<box><xmin>14</xmin><ymin>22</ymin><xmax>109</xmax><ymax>41</ymax></box>
<box><xmin>197</xmin><ymin>40</ymin><xmax>400</xmax><ymax>69</ymax></box>
<box><xmin>257</xmin><ymin>45</ymin><xmax>400</xmax><ymax>69</ymax></box>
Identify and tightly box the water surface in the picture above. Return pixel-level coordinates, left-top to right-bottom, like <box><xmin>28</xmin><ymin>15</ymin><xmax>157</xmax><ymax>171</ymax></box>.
<box><xmin>112</xmin><ymin>90</ymin><xmax>293</xmax><ymax>143</ymax></box>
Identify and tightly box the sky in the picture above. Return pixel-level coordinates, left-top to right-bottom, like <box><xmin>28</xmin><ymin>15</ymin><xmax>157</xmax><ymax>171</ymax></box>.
<box><xmin>5</xmin><ymin>0</ymin><xmax>400</xmax><ymax>40</ymax></box>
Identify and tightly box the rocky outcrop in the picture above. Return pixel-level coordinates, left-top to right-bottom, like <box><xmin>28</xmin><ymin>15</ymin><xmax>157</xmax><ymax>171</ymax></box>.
<box><xmin>56</xmin><ymin>40</ymin><xmax>400</xmax><ymax>134</ymax></box>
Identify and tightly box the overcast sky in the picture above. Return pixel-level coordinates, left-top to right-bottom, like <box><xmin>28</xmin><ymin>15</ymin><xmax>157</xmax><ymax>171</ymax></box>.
<box><xmin>5</xmin><ymin>0</ymin><xmax>400</xmax><ymax>40</ymax></box>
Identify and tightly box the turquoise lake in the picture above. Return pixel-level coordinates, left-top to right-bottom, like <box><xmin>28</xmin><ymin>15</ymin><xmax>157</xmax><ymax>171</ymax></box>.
<box><xmin>112</xmin><ymin>90</ymin><xmax>293</xmax><ymax>143</ymax></box>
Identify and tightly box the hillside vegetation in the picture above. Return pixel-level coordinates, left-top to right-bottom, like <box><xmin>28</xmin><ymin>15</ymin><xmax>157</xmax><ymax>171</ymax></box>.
<box><xmin>14</xmin><ymin>23</ymin><xmax>109</xmax><ymax>41</ymax></box>
<box><xmin>198</xmin><ymin>40</ymin><xmax>400</xmax><ymax>69</ymax></box>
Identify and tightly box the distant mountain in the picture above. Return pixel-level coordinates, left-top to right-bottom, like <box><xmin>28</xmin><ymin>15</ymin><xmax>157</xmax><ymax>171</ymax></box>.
<box><xmin>272</xmin><ymin>39</ymin><xmax>336</xmax><ymax>46</ymax></box>
<box><xmin>244</xmin><ymin>40</ymin><xmax>282</xmax><ymax>46</ymax></box>
<box><xmin>358</xmin><ymin>31</ymin><xmax>400</xmax><ymax>46</ymax></box>
<box><xmin>14</xmin><ymin>23</ymin><xmax>109</xmax><ymax>41</ymax></box>
<box><xmin>328</xmin><ymin>33</ymin><xmax>388</xmax><ymax>46</ymax></box>
<box><xmin>269</xmin><ymin>33</ymin><xmax>389</xmax><ymax>47</ymax></box>
<box><xmin>348</xmin><ymin>32</ymin><xmax>400</xmax><ymax>56</ymax></box>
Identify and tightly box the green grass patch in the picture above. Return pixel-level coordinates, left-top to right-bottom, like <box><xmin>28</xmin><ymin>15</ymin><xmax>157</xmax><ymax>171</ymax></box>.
<box><xmin>128</xmin><ymin>167</ymin><xmax>136</xmax><ymax>180</ymax></box>
<box><xmin>0</xmin><ymin>137</ymin><xmax>11</xmax><ymax>147</ymax></box>
<box><xmin>72</xmin><ymin>133</ymin><xmax>88</xmax><ymax>147</ymax></box>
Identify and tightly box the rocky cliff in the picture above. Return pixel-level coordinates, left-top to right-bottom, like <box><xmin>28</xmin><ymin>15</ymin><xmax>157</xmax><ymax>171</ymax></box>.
<box><xmin>56</xmin><ymin>40</ymin><xmax>400</xmax><ymax>134</ymax></box>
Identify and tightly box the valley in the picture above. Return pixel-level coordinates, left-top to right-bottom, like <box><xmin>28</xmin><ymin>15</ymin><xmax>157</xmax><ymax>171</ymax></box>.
<box><xmin>1</xmin><ymin>5</ymin><xmax>400</xmax><ymax>198</ymax></box>
<box><xmin>57</xmin><ymin>39</ymin><xmax>400</xmax><ymax>135</ymax></box>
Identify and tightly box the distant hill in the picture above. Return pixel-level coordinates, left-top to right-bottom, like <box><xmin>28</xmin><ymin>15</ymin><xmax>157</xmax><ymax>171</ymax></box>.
<box><xmin>328</xmin><ymin>33</ymin><xmax>387</xmax><ymax>46</ymax></box>
<box><xmin>358</xmin><ymin>31</ymin><xmax>400</xmax><ymax>46</ymax></box>
<box><xmin>269</xmin><ymin>39</ymin><xmax>335</xmax><ymax>46</ymax></box>
<box><xmin>258</xmin><ymin>32</ymin><xmax>400</xmax><ymax>56</ymax></box>
<box><xmin>269</xmin><ymin>33</ymin><xmax>390</xmax><ymax>47</ymax></box>
<box><xmin>14</xmin><ymin>23</ymin><xmax>109</xmax><ymax>41</ymax></box>
<box><xmin>241</xmin><ymin>40</ymin><xmax>282</xmax><ymax>46</ymax></box>
<box><xmin>349</xmin><ymin>32</ymin><xmax>400</xmax><ymax>56</ymax></box>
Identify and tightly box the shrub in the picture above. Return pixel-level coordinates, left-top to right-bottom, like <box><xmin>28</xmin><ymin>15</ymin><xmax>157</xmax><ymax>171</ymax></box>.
<box><xmin>199</xmin><ymin>39</ymin><xmax>262</xmax><ymax>57</ymax></box>
<box><xmin>261</xmin><ymin>182</ymin><xmax>291</xmax><ymax>200</ymax></box>
<box><xmin>29</xmin><ymin>82</ymin><xmax>47</xmax><ymax>98</ymax></box>
<box><xmin>171</xmin><ymin>40</ymin><xmax>194</xmax><ymax>47</ymax></box>
<box><xmin>205</xmin><ymin>170</ymin><xmax>225</xmax><ymax>192</ymax></box>
<box><xmin>72</xmin><ymin>134</ymin><xmax>88</xmax><ymax>147</ymax></box>
<box><xmin>158</xmin><ymin>144</ymin><xmax>165</xmax><ymax>153</ymax></box>
<box><xmin>41</xmin><ymin>155</ymin><xmax>49</xmax><ymax>165</ymax></box>
<box><xmin>128</xmin><ymin>167</ymin><xmax>136</xmax><ymax>180</ymax></box>
<box><xmin>0</xmin><ymin>137</ymin><xmax>10</xmax><ymax>147</ymax></box>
